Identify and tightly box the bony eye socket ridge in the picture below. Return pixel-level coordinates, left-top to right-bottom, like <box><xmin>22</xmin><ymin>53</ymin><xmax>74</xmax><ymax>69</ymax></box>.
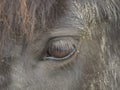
<box><xmin>44</xmin><ymin>38</ymin><xmax>77</xmax><ymax>61</ymax></box>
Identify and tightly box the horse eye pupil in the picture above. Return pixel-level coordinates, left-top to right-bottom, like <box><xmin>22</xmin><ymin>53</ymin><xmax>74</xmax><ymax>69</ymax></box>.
<box><xmin>47</xmin><ymin>39</ymin><xmax>75</xmax><ymax>58</ymax></box>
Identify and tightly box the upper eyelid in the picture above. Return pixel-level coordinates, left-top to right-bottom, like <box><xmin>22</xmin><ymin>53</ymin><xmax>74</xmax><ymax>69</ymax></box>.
<box><xmin>48</xmin><ymin>35</ymin><xmax>81</xmax><ymax>42</ymax></box>
<box><xmin>32</xmin><ymin>28</ymin><xmax>84</xmax><ymax>55</ymax></box>
<box><xmin>49</xmin><ymin>28</ymin><xmax>84</xmax><ymax>37</ymax></box>
<box><xmin>34</xmin><ymin>28</ymin><xmax>85</xmax><ymax>44</ymax></box>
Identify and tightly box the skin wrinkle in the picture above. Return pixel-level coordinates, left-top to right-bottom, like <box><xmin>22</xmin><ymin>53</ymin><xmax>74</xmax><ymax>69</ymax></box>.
<box><xmin>0</xmin><ymin>0</ymin><xmax>120</xmax><ymax>90</ymax></box>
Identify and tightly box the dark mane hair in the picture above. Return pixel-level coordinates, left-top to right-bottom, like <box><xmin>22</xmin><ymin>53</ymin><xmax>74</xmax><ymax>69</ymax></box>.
<box><xmin>0</xmin><ymin>0</ymin><xmax>67</xmax><ymax>57</ymax></box>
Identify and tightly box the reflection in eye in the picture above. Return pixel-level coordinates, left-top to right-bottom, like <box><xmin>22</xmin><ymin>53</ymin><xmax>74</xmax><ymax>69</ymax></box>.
<box><xmin>44</xmin><ymin>38</ymin><xmax>76</xmax><ymax>61</ymax></box>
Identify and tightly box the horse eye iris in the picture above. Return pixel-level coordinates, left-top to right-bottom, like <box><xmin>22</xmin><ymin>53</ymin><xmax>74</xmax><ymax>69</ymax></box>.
<box><xmin>47</xmin><ymin>39</ymin><xmax>75</xmax><ymax>59</ymax></box>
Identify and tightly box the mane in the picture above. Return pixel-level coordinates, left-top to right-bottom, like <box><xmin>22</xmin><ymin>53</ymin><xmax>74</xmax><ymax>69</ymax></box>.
<box><xmin>0</xmin><ymin>0</ymin><xmax>66</xmax><ymax>57</ymax></box>
<box><xmin>0</xmin><ymin>0</ymin><xmax>120</xmax><ymax>57</ymax></box>
<box><xmin>74</xmin><ymin>0</ymin><xmax>120</xmax><ymax>27</ymax></box>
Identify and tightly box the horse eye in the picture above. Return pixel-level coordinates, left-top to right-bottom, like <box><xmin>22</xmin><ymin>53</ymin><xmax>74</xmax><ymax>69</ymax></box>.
<box><xmin>45</xmin><ymin>38</ymin><xmax>76</xmax><ymax>61</ymax></box>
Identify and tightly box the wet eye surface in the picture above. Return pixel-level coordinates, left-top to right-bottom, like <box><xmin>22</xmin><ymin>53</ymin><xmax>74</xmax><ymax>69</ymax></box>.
<box><xmin>44</xmin><ymin>37</ymin><xmax>77</xmax><ymax>61</ymax></box>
